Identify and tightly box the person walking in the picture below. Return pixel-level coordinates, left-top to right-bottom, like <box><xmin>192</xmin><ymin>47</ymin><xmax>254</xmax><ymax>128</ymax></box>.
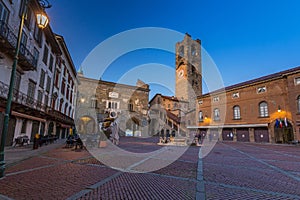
<box><xmin>110</xmin><ymin>116</ymin><xmax>120</xmax><ymax>145</ymax></box>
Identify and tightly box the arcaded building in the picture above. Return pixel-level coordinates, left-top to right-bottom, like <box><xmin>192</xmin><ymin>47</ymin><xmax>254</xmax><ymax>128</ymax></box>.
<box><xmin>191</xmin><ymin>67</ymin><xmax>300</xmax><ymax>143</ymax></box>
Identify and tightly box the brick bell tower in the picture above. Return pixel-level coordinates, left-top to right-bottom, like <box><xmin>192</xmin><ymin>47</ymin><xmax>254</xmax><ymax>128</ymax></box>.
<box><xmin>175</xmin><ymin>33</ymin><xmax>202</xmax><ymax>111</ymax></box>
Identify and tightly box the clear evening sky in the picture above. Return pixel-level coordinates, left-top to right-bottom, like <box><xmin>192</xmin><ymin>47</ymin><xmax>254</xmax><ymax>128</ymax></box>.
<box><xmin>47</xmin><ymin>0</ymin><xmax>300</xmax><ymax>98</ymax></box>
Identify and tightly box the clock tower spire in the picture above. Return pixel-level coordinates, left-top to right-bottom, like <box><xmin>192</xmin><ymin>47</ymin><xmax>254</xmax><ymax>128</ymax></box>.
<box><xmin>175</xmin><ymin>33</ymin><xmax>202</xmax><ymax>111</ymax></box>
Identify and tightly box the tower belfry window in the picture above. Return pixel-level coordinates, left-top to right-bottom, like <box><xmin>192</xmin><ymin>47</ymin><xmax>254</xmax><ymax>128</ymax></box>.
<box><xmin>191</xmin><ymin>45</ymin><xmax>196</xmax><ymax>56</ymax></box>
<box><xmin>179</xmin><ymin>46</ymin><xmax>184</xmax><ymax>57</ymax></box>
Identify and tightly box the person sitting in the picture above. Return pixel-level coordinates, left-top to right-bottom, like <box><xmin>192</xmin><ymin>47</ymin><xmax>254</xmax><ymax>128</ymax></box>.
<box><xmin>75</xmin><ymin>135</ymin><xmax>84</xmax><ymax>150</ymax></box>
<box><xmin>65</xmin><ymin>134</ymin><xmax>74</xmax><ymax>148</ymax></box>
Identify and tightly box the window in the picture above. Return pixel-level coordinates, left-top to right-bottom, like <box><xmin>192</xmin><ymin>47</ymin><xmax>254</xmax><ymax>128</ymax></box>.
<box><xmin>259</xmin><ymin>101</ymin><xmax>268</xmax><ymax>117</ymax></box>
<box><xmin>232</xmin><ymin>92</ymin><xmax>239</xmax><ymax>99</ymax></box>
<box><xmin>37</xmin><ymin>90</ymin><xmax>43</xmax><ymax>105</ymax></box>
<box><xmin>59</xmin><ymin>99</ymin><xmax>63</xmax><ymax>112</ymax></box>
<box><xmin>297</xmin><ymin>96</ymin><xmax>300</xmax><ymax>113</ymax></box>
<box><xmin>295</xmin><ymin>78</ymin><xmax>300</xmax><ymax>85</ymax></box>
<box><xmin>39</xmin><ymin>69</ymin><xmax>45</xmax><ymax>88</ymax></box>
<box><xmin>70</xmin><ymin>90</ymin><xmax>73</xmax><ymax>104</ymax></box>
<box><xmin>33</xmin><ymin>22</ymin><xmax>42</xmax><ymax>45</ymax></box>
<box><xmin>66</xmin><ymin>86</ymin><xmax>69</xmax><ymax>100</ymax></box>
<box><xmin>0</xmin><ymin>1</ymin><xmax>9</xmax><ymax>22</ymax></box>
<box><xmin>49</xmin><ymin>55</ymin><xmax>54</xmax><ymax>72</ymax></box>
<box><xmin>107</xmin><ymin>101</ymin><xmax>119</xmax><ymax>109</ymax></box>
<box><xmin>46</xmin><ymin>76</ymin><xmax>51</xmax><ymax>92</ymax></box>
<box><xmin>42</xmin><ymin>45</ymin><xmax>49</xmax><ymax>64</ymax></box>
<box><xmin>55</xmin><ymin>69</ymin><xmax>60</xmax><ymax>87</ymax></box>
<box><xmin>199</xmin><ymin>111</ymin><xmax>203</xmax><ymax>122</ymax></box>
<box><xmin>233</xmin><ymin>106</ymin><xmax>241</xmax><ymax>119</ymax></box>
<box><xmin>213</xmin><ymin>108</ymin><xmax>220</xmax><ymax>121</ymax></box>
<box><xmin>51</xmin><ymin>95</ymin><xmax>57</xmax><ymax>109</ymax></box>
<box><xmin>198</xmin><ymin>100</ymin><xmax>203</xmax><ymax>105</ymax></box>
<box><xmin>27</xmin><ymin>80</ymin><xmax>36</xmax><ymax>104</ymax></box>
<box><xmin>91</xmin><ymin>97</ymin><xmax>98</xmax><ymax>108</ymax></box>
<box><xmin>61</xmin><ymin>79</ymin><xmax>65</xmax><ymax>95</ymax></box>
<box><xmin>20</xmin><ymin>32</ymin><xmax>27</xmax><ymax>55</ymax></box>
<box><xmin>128</xmin><ymin>102</ymin><xmax>133</xmax><ymax>111</ymax></box>
<box><xmin>213</xmin><ymin>96</ymin><xmax>219</xmax><ymax>102</ymax></box>
<box><xmin>24</xmin><ymin>7</ymin><xmax>32</xmax><ymax>29</ymax></box>
<box><xmin>33</xmin><ymin>47</ymin><xmax>39</xmax><ymax>66</ymax></box>
<box><xmin>257</xmin><ymin>86</ymin><xmax>266</xmax><ymax>94</ymax></box>
<box><xmin>63</xmin><ymin>103</ymin><xmax>67</xmax><ymax>114</ymax></box>
<box><xmin>44</xmin><ymin>95</ymin><xmax>48</xmax><ymax>106</ymax></box>
<box><xmin>14</xmin><ymin>71</ymin><xmax>21</xmax><ymax>91</ymax></box>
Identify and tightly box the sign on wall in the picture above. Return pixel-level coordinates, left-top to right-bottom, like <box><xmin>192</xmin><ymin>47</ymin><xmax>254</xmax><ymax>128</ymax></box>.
<box><xmin>109</xmin><ymin>92</ymin><xmax>119</xmax><ymax>98</ymax></box>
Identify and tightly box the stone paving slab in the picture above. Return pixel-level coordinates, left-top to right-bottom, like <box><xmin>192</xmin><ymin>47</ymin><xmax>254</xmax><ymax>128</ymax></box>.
<box><xmin>77</xmin><ymin>172</ymin><xmax>197</xmax><ymax>200</ymax></box>
<box><xmin>206</xmin><ymin>183</ymin><xmax>300</xmax><ymax>200</ymax></box>
<box><xmin>0</xmin><ymin>156</ymin><xmax>118</xmax><ymax>200</ymax></box>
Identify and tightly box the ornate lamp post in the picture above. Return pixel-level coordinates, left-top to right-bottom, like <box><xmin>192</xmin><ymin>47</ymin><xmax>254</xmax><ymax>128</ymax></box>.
<box><xmin>0</xmin><ymin>0</ymin><xmax>51</xmax><ymax>178</ymax></box>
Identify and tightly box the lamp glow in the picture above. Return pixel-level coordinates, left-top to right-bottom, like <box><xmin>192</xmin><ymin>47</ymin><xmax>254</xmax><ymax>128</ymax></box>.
<box><xmin>36</xmin><ymin>13</ymin><xmax>49</xmax><ymax>29</ymax></box>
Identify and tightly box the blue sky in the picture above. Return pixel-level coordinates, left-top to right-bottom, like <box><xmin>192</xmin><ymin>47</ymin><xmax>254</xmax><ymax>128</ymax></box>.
<box><xmin>47</xmin><ymin>0</ymin><xmax>300</xmax><ymax>98</ymax></box>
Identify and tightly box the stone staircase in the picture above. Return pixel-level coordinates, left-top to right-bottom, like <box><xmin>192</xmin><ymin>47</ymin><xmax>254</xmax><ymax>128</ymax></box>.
<box><xmin>171</xmin><ymin>137</ymin><xmax>187</xmax><ymax>146</ymax></box>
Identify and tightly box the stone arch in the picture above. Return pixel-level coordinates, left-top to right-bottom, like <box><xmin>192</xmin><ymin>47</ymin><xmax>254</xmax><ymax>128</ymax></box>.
<box><xmin>270</xmin><ymin>118</ymin><xmax>294</xmax><ymax>143</ymax></box>
<box><xmin>77</xmin><ymin>115</ymin><xmax>96</xmax><ymax>135</ymax></box>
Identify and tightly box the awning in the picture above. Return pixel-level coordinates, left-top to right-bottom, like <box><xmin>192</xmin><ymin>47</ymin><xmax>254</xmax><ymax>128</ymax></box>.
<box><xmin>188</xmin><ymin>123</ymin><xmax>269</xmax><ymax>129</ymax></box>
<box><xmin>12</xmin><ymin>111</ymin><xmax>46</xmax><ymax>122</ymax></box>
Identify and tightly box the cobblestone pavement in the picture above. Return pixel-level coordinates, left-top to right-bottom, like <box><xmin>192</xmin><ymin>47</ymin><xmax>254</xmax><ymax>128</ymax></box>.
<box><xmin>204</xmin><ymin>142</ymin><xmax>300</xmax><ymax>200</ymax></box>
<box><xmin>0</xmin><ymin>137</ymin><xmax>299</xmax><ymax>200</ymax></box>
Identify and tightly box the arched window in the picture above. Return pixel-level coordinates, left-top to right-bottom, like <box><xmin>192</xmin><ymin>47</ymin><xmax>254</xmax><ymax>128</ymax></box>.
<box><xmin>213</xmin><ymin>108</ymin><xmax>220</xmax><ymax>121</ymax></box>
<box><xmin>233</xmin><ymin>106</ymin><xmax>241</xmax><ymax>119</ymax></box>
<box><xmin>259</xmin><ymin>101</ymin><xmax>268</xmax><ymax>117</ymax></box>
<box><xmin>297</xmin><ymin>96</ymin><xmax>300</xmax><ymax>113</ymax></box>
<box><xmin>199</xmin><ymin>111</ymin><xmax>203</xmax><ymax>122</ymax></box>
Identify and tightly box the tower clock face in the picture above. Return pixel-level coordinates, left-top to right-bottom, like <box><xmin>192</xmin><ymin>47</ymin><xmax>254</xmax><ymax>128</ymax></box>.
<box><xmin>178</xmin><ymin>69</ymin><xmax>184</xmax><ymax>78</ymax></box>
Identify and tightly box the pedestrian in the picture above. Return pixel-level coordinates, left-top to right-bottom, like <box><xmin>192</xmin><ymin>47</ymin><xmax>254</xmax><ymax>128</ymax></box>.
<box><xmin>33</xmin><ymin>133</ymin><xmax>40</xmax><ymax>150</ymax></box>
<box><xmin>110</xmin><ymin>116</ymin><xmax>120</xmax><ymax>145</ymax></box>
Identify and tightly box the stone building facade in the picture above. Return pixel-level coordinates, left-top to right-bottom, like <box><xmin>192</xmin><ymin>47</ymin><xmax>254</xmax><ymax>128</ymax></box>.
<box><xmin>76</xmin><ymin>72</ymin><xmax>149</xmax><ymax>137</ymax></box>
<box><xmin>0</xmin><ymin>0</ymin><xmax>77</xmax><ymax>146</ymax></box>
<box><xmin>192</xmin><ymin>67</ymin><xmax>300</xmax><ymax>143</ymax></box>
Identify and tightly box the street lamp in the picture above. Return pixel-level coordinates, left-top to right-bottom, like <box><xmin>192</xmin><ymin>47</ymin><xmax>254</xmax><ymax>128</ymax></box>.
<box><xmin>0</xmin><ymin>0</ymin><xmax>51</xmax><ymax>178</ymax></box>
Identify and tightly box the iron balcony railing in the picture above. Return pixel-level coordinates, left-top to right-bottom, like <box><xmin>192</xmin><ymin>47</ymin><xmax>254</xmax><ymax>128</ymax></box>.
<box><xmin>0</xmin><ymin>81</ymin><xmax>47</xmax><ymax>112</ymax></box>
<box><xmin>0</xmin><ymin>20</ymin><xmax>37</xmax><ymax>70</ymax></box>
<box><xmin>0</xmin><ymin>80</ymin><xmax>74</xmax><ymax>125</ymax></box>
